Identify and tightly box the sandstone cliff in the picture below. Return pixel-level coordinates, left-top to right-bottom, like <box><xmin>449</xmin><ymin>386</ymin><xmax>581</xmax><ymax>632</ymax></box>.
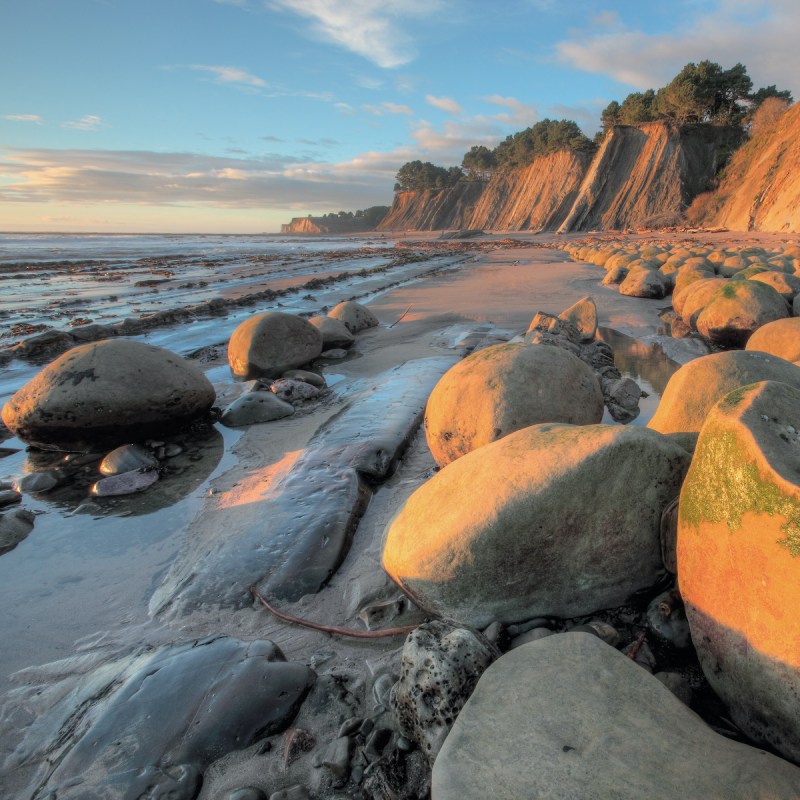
<box><xmin>693</xmin><ymin>102</ymin><xmax>800</xmax><ymax>232</ymax></box>
<box><xmin>377</xmin><ymin>180</ymin><xmax>485</xmax><ymax>231</ymax></box>
<box><xmin>282</xmin><ymin>217</ymin><xmax>326</xmax><ymax>234</ymax></box>
<box><xmin>559</xmin><ymin>123</ymin><xmax>737</xmax><ymax>232</ymax></box>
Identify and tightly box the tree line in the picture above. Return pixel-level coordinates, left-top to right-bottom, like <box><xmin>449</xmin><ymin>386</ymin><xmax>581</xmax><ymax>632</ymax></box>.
<box><xmin>392</xmin><ymin>61</ymin><xmax>793</xmax><ymax>192</ymax></box>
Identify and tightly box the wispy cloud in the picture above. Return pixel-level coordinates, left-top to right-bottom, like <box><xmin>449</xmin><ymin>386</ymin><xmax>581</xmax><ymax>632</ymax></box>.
<box><xmin>190</xmin><ymin>64</ymin><xmax>267</xmax><ymax>88</ymax></box>
<box><xmin>425</xmin><ymin>95</ymin><xmax>463</xmax><ymax>115</ymax></box>
<box><xmin>482</xmin><ymin>95</ymin><xmax>538</xmax><ymax>127</ymax></box>
<box><xmin>555</xmin><ymin>0</ymin><xmax>800</xmax><ymax>93</ymax></box>
<box><xmin>267</xmin><ymin>0</ymin><xmax>441</xmax><ymax>69</ymax></box>
<box><xmin>4</xmin><ymin>114</ymin><xmax>43</xmax><ymax>124</ymax></box>
<box><xmin>62</xmin><ymin>115</ymin><xmax>104</xmax><ymax>131</ymax></box>
<box><xmin>362</xmin><ymin>101</ymin><xmax>414</xmax><ymax>116</ymax></box>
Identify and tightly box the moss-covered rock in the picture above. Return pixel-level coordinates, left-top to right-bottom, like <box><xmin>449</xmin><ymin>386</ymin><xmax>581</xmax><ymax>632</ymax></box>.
<box><xmin>746</xmin><ymin>317</ymin><xmax>800</xmax><ymax>363</ymax></box>
<box><xmin>678</xmin><ymin>380</ymin><xmax>800</xmax><ymax>762</ymax></box>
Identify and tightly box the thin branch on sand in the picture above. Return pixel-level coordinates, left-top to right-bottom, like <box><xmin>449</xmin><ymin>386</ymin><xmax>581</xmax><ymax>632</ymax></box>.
<box><xmin>388</xmin><ymin>304</ymin><xmax>412</xmax><ymax>328</ymax></box>
<box><xmin>250</xmin><ymin>587</ymin><xmax>418</xmax><ymax>638</ymax></box>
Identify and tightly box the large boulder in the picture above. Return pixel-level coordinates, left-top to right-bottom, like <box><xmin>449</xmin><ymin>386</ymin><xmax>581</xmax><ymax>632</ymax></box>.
<box><xmin>558</xmin><ymin>295</ymin><xmax>597</xmax><ymax>342</ymax></box>
<box><xmin>619</xmin><ymin>267</ymin><xmax>669</xmax><ymax>299</ymax></box>
<box><xmin>1</xmin><ymin>339</ymin><xmax>215</xmax><ymax>451</ymax></box>
<box><xmin>432</xmin><ymin>633</ymin><xmax>800</xmax><ymax>800</ymax></box>
<box><xmin>748</xmin><ymin>270</ymin><xmax>800</xmax><ymax>301</ymax></box>
<box><xmin>647</xmin><ymin>350</ymin><xmax>800</xmax><ymax>435</ymax></box>
<box><xmin>327</xmin><ymin>301</ymin><xmax>379</xmax><ymax>333</ymax></box>
<box><xmin>745</xmin><ymin>317</ymin><xmax>800</xmax><ymax>363</ymax></box>
<box><xmin>678</xmin><ymin>380</ymin><xmax>800</xmax><ymax>762</ymax></box>
<box><xmin>696</xmin><ymin>280</ymin><xmax>788</xmax><ymax>347</ymax></box>
<box><xmin>228</xmin><ymin>312</ymin><xmax>323</xmax><ymax>380</ymax></box>
<box><xmin>425</xmin><ymin>343</ymin><xmax>603</xmax><ymax>467</ymax></box>
<box><xmin>383</xmin><ymin>423</ymin><xmax>690</xmax><ymax>628</ymax></box>
<box><xmin>672</xmin><ymin>277</ymin><xmax>724</xmax><ymax>323</ymax></box>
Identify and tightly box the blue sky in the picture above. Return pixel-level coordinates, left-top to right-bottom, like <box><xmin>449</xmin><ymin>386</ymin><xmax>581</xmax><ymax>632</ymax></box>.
<box><xmin>2</xmin><ymin>0</ymin><xmax>798</xmax><ymax>233</ymax></box>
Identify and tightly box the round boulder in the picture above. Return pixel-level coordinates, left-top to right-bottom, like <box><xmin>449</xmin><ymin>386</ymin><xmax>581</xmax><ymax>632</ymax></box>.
<box><xmin>228</xmin><ymin>312</ymin><xmax>323</xmax><ymax>380</ymax></box>
<box><xmin>558</xmin><ymin>296</ymin><xmax>598</xmax><ymax>342</ymax></box>
<box><xmin>424</xmin><ymin>343</ymin><xmax>604</xmax><ymax>467</ymax></box>
<box><xmin>308</xmin><ymin>316</ymin><xmax>355</xmax><ymax>349</ymax></box>
<box><xmin>619</xmin><ymin>267</ymin><xmax>669</xmax><ymax>299</ymax></box>
<box><xmin>746</xmin><ymin>317</ymin><xmax>800</xmax><ymax>363</ymax></box>
<box><xmin>696</xmin><ymin>280</ymin><xmax>788</xmax><ymax>347</ymax></box>
<box><xmin>1</xmin><ymin>339</ymin><xmax>215</xmax><ymax>451</ymax></box>
<box><xmin>678</xmin><ymin>381</ymin><xmax>800</xmax><ymax>762</ymax></box>
<box><xmin>647</xmin><ymin>350</ymin><xmax>800</xmax><ymax>435</ymax></box>
<box><xmin>383</xmin><ymin>423</ymin><xmax>690</xmax><ymax>627</ymax></box>
<box><xmin>327</xmin><ymin>301</ymin><xmax>379</xmax><ymax>334</ymax></box>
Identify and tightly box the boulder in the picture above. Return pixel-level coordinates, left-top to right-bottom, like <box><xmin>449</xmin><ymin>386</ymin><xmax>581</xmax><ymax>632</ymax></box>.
<box><xmin>308</xmin><ymin>316</ymin><xmax>355</xmax><ymax>349</ymax></box>
<box><xmin>424</xmin><ymin>344</ymin><xmax>604</xmax><ymax>467</ymax></box>
<box><xmin>675</xmin><ymin>278</ymin><xmax>726</xmax><ymax>328</ymax></box>
<box><xmin>648</xmin><ymin>350</ymin><xmax>800</xmax><ymax>434</ymax></box>
<box><xmin>696</xmin><ymin>280</ymin><xmax>788</xmax><ymax>347</ymax></box>
<box><xmin>228</xmin><ymin>312</ymin><xmax>323</xmax><ymax>380</ymax></box>
<box><xmin>748</xmin><ymin>270</ymin><xmax>800</xmax><ymax>301</ymax></box>
<box><xmin>432</xmin><ymin>633</ymin><xmax>800</xmax><ymax>800</ymax></box>
<box><xmin>745</xmin><ymin>317</ymin><xmax>800</xmax><ymax>363</ymax></box>
<box><xmin>390</xmin><ymin>620</ymin><xmax>498</xmax><ymax>764</ymax></box>
<box><xmin>327</xmin><ymin>301</ymin><xmax>379</xmax><ymax>334</ymax></box>
<box><xmin>678</xmin><ymin>380</ymin><xmax>800</xmax><ymax>763</ymax></box>
<box><xmin>1</xmin><ymin>339</ymin><xmax>215</xmax><ymax>451</ymax></box>
<box><xmin>383</xmin><ymin>423</ymin><xmax>690</xmax><ymax>627</ymax></box>
<box><xmin>619</xmin><ymin>267</ymin><xmax>669</xmax><ymax>299</ymax></box>
<box><xmin>672</xmin><ymin>277</ymin><xmax>724</xmax><ymax>320</ymax></box>
<box><xmin>557</xmin><ymin>296</ymin><xmax>597</xmax><ymax>342</ymax></box>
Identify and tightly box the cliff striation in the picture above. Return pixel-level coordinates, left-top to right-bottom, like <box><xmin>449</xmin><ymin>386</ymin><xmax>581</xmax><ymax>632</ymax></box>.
<box><xmin>559</xmin><ymin>123</ymin><xmax>737</xmax><ymax>232</ymax></box>
<box><xmin>377</xmin><ymin>181</ymin><xmax>485</xmax><ymax>232</ymax></box>
<box><xmin>693</xmin><ymin>102</ymin><xmax>800</xmax><ymax>232</ymax></box>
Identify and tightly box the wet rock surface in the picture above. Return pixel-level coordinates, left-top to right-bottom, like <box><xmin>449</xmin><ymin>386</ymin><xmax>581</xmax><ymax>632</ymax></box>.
<box><xmin>152</xmin><ymin>356</ymin><xmax>457</xmax><ymax>616</ymax></box>
<box><xmin>220</xmin><ymin>391</ymin><xmax>295</xmax><ymax>426</ymax></box>
<box><xmin>9</xmin><ymin>637</ymin><xmax>315</xmax><ymax>800</ymax></box>
<box><xmin>327</xmin><ymin>300</ymin><xmax>379</xmax><ymax>334</ymax></box>
<box><xmin>433</xmin><ymin>633</ymin><xmax>800</xmax><ymax>800</ymax></box>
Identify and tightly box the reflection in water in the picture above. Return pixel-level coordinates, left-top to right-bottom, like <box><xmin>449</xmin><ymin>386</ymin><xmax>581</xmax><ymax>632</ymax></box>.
<box><xmin>597</xmin><ymin>327</ymin><xmax>681</xmax><ymax>427</ymax></box>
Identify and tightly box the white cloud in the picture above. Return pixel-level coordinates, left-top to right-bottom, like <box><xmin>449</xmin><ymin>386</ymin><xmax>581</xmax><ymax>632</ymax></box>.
<box><xmin>190</xmin><ymin>64</ymin><xmax>267</xmax><ymax>88</ymax></box>
<box><xmin>425</xmin><ymin>95</ymin><xmax>464</xmax><ymax>115</ymax></box>
<box><xmin>4</xmin><ymin>114</ymin><xmax>43</xmax><ymax>124</ymax></box>
<box><xmin>62</xmin><ymin>115</ymin><xmax>104</xmax><ymax>131</ymax></box>
<box><xmin>362</xmin><ymin>101</ymin><xmax>414</xmax><ymax>116</ymax></box>
<box><xmin>555</xmin><ymin>0</ymin><xmax>800</xmax><ymax>95</ymax></box>
<box><xmin>267</xmin><ymin>0</ymin><xmax>441</xmax><ymax>69</ymax></box>
<box><xmin>482</xmin><ymin>95</ymin><xmax>538</xmax><ymax>127</ymax></box>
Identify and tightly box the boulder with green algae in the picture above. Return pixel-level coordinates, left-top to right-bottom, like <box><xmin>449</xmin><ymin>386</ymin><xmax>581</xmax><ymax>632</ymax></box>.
<box><xmin>383</xmin><ymin>423</ymin><xmax>690</xmax><ymax>628</ymax></box>
<box><xmin>424</xmin><ymin>343</ymin><xmax>603</xmax><ymax>467</ymax></box>
<box><xmin>678</xmin><ymin>380</ymin><xmax>800</xmax><ymax>763</ymax></box>
<box><xmin>696</xmin><ymin>280</ymin><xmax>788</xmax><ymax>347</ymax></box>
<box><xmin>672</xmin><ymin>277</ymin><xmax>724</xmax><ymax>321</ymax></box>
<box><xmin>648</xmin><ymin>350</ymin><xmax>800</xmax><ymax>435</ymax></box>
<box><xmin>748</xmin><ymin>270</ymin><xmax>800</xmax><ymax>301</ymax></box>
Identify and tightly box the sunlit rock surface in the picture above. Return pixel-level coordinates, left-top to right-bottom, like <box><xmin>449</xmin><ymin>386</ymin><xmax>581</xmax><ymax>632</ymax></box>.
<box><xmin>678</xmin><ymin>380</ymin><xmax>800</xmax><ymax>762</ymax></box>
<box><xmin>745</xmin><ymin>317</ymin><xmax>800</xmax><ymax>363</ymax></box>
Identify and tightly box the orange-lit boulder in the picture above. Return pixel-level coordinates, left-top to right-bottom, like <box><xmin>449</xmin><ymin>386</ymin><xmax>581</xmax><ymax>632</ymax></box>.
<box><xmin>558</xmin><ymin>295</ymin><xmax>597</xmax><ymax>342</ymax></box>
<box><xmin>648</xmin><ymin>350</ymin><xmax>800</xmax><ymax>435</ymax></box>
<box><xmin>672</xmin><ymin>277</ymin><xmax>724</xmax><ymax>322</ymax></box>
<box><xmin>619</xmin><ymin>267</ymin><xmax>669</xmax><ymax>299</ymax></box>
<box><xmin>748</xmin><ymin>270</ymin><xmax>800</xmax><ymax>302</ymax></box>
<box><xmin>327</xmin><ymin>300</ymin><xmax>379</xmax><ymax>333</ymax></box>
<box><xmin>384</xmin><ymin>423</ymin><xmax>690</xmax><ymax>627</ymax></box>
<box><xmin>696</xmin><ymin>280</ymin><xmax>788</xmax><ymax>347</ymax></box>
<box><xmin>745</xmin><ymin>317</ymin><xmax>800</xmax><ymax>363</ymax></box>
<box><xmin>424</xmin><ymin>343</ymin><xmax>603</xmax><ymax>467</ymax></box>
<box><xmin>1</xmin><ymin>339</ymin><xmax>215</xmax><ymax>451</ymax></box>
<box><xmin>678</xmin><ymin>380</ymin><xmax>800</xmax><ymax>762</ymax></box>
<box><xmin>228</xmin><ymin>311</ymin><xmax>322</xmax><ymax>379</ymax></box>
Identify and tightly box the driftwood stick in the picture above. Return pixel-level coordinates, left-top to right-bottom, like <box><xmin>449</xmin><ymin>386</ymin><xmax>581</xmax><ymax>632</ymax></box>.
<box><xmin>627</xmin><ymin>630</ymin><xmax>647</xmax><ymax>660</ymax></box>
<box><xmin>388</xmin><ymin>304</ymin><xmax>413</xmax><ymax>328</ymax></box>
<box><xmin>250</xmin><ymin>587</ymin><xmax>417</xmax><ymax>639</ymax></box>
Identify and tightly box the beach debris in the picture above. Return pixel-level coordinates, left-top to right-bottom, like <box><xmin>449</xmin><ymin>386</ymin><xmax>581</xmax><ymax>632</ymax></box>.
<box><xmin>1</xmin><ymin>339</ymin><xmax>215</xmax><ymax>451</ymax></box>
<box><xmin>228</xmin><ymin>311</ymin><xmax>323</xmax><ymax>380</ymax></box>
<box><xmin>388</xmin><ymin>303</ymin><xmax>413</xmax><ymax>329</ymax></box>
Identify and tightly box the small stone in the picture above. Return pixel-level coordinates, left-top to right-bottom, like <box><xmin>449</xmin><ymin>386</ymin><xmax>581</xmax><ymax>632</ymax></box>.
<box><xmin>319</xmin><ymin>348</ymin><xmax>348</xmax><ymax>360</ymax></box>
<box><xmin>396</xmin><ymin>736</ymin><xmax>413</xmax><ymax>752</ymax></box>
<box><xmin>283</xmin><ymin>369</ymin><xmax>326</xmax><ymax>388</ymax></box>
<box><xmin>220</xmin><ymin>391</ymin><xmax>294</xmax><ymax>427</ymax></box>
<box><xmin>14</xmin><ymin>471</ymin><xmax>60</xmax><ymax>494</ymax></box>
<box><xmin>511</xmin><ymin>627</ymin><xmax>555</xmax><ymax>648</ymax></box>
<box><xmin>270</xmin><ymin>379</ymin><xmax>320</xmax><ymax>404</ymax></box>
<box><xmin>164</xmin><ymin>443</ymin><xmax>183</xmax><ymax>457</ymax></box>
<box><xmin>481</xmin><ymin>621</ymin><xmax>505</xmax><ymax>647</ymax></box>
<box><xmin>358</xmin><ymin>596</ymin><xmax>406</xmax><ymax>630</ymax></box>
<box><xmin>359</xmin><ymin>718</ymin><xmax>374</xmax><ymax>738</ymax></box>
<box><xmin>337</xmin><ymin>717</ymin><xmax>362</xmax><ymax>738</ymax></box>
<box><xmin>70</xmin><ymin>502</ymin><xmax>103</xmax><ymax>516</ymax></box>
<box><xmin>99</xmin><ymin>444</ymin><xmax>158</xmax><ymax>476</ymax></box>
<box><xmin>372</xmin><ymin>673</ymin><xmax>395</xmax><ymax>708</ymax></box>
<box><xmin>269</xmin><ymin>786</ymin><xmax>310</xmax><ymax>800</ymax></box>
<box><xmin>586</xmin><ymin>620</ymin><xmax>622</xmax><ymax>647</ymax></box>
<box><xmin>92</xmin><ymin>468</ymin><xmax>159</xmax><ymax>497</ymax></box>
<box><xmin>228</xmin><ymin>788</ymin><xmax>268</xmax><ymax>800</ymax></box>
<box><xmin>321</xmin><ymin>736</ymin><xmax>352</xmax><ymax>783</ymax></box>
<box><xmin>0</xmin><ymin>508</ymin><xmax>35</xmax><ymax>555</ymax></box>
<box><xmin>646</xmin><ymin>590</ymin><xmax>692</xmax><ymax>649</ymax></box>
<box><xmin>364</xmin><ymin>728</ymin><xmax>393</xmax><ymax>762</ymax></box>
<box><xmin>63</xmin><ymin>452</ymin><xmax>102</xmax><ymax>466</ymax></box>
<box><xmin>622</xmin><ymin>640</ymin><xmax>657</xmax><ymax>672</ymax></box>
<box><xmin>0</xmin><ymin>490</ymin><xmax>22</xmax><ymax>509</ymax></box>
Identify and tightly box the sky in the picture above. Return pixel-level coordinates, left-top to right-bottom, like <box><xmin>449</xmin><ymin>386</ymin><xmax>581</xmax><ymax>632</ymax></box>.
<box><xmin>2</xmin><ymin>0</ymin><xmax>799</xmax><ymax>233</ymax></box>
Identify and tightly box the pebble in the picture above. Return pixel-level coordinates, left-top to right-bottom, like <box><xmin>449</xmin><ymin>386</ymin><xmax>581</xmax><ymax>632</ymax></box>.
<box><xmin>0</xmin><ymin>490</ymin><xmax>22</xmax><ymax>509</ymax></box>
<box><xmin>320</xmin><ymin>348</ymin><xmax>348</xmax><ymax>359</ymax></box>
<box><xmin>358</xmin><ymin>596</ymin><xmax>406</xmax><ymax>630</ymax></box>
<box><xmin>269</xmin><ymin>787</ymin><xmax>309</xmax><ymax>800</ymax></box>
<box><xmin>227</xmin><ymin>789</ymin><xmax>268</xmax><ymax>800</ymax></box>
<box><xmin>63</xmin><ymin>452</ymin><xmax>102</xmax><ymax>466</ymax></box>
<box><xmin>506</xmin><ymin>617</ymin><xmax>551</xmax><ymax>637</ymax></box>
<box><xmin>164</xmin><ymin>443</ymin><xmax>183</xmax><ymax>458</ymax></box>
<box><xmin>321</xmin><ymin>736</ymin><xmax>352</xmax><ymax>782</ymax></box>
<box><xmin>99</xmin><ymin>444</ymin><xmax>158</xmax><ymax>476</ymax></box>
<box><xmin>364</xmin><ymin>728</ymin><xmax>392</xmax><ymax>761</ymax></box>
<box><xmin>283</xmin><ymin>369</ymin><xmax>326</xmax><ymax>388</ymax></box>
<box><xmin>481</xmin><ymin>621</ymin><xmax>505</xmax><ymax>647</ymax></box>
<box><xmin>586</xmin><ymin>620</ymin><xmax>622</xmax><ymax>647</ymax></box>
<box><xmin>270</xmin><ymin>379</ymin><xmax>320</xmax><ymax>404</ymax></box>
<box><xmin>510</xmin><ymin>627</ymin><xmax>555</xmax><ymax>648</ymax></box>
<box><xmin>14</xmin><ymin>471</ymin><xmax>60</xmax><ymax>494</ymax></box>
<box><xmin>372</xmin><ymin>673</ymin><xmax>395</xmax><ymax>707</ymax></box>
<box><xmin>646</xmin><ymin>590</ymin><xmax>692</xmax><ymax>649</ymax></box>
<box><xmin>0</xmin><ymin>508</ymin><xmax>35</xmax><ymax>554</ymax></box>
<box><xmin>92</xmin><ymin>468</ymin><xmax>160</xmax><ymax>497</ymax></box>
<box><xmin>622</xmin><ymin>639</ymin><xmax>657</xmax><ymax>672</ymax></box>
<box><xmin>70</xmin><ymin>502</ymin><xmax>104</xmax><ymax>516</ymax></box>
<box><xmin>337</xmin><ymin>717</ymin><xmax>362</xmax><ymax>738</ymax></box>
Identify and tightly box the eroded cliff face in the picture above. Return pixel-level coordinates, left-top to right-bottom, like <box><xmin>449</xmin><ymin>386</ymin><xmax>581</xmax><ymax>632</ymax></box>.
<box><xmin>281</xmin><ymin>217</ymin><xmax>325</xmax><ymax>234</ymax></box>
<box><xmin>559</xmin><ymin>123</ymin><xmax>737</xmax><ymax>232</ymax></box>
<box><xmin>696</xmin><ymin>103</ymin><xmax>800</xmax><ymax>232</ymax></box>
<box><xmin>377</xmin><ymin>181</ymin><xmax>486</xmax><ymax>231</ymax></box>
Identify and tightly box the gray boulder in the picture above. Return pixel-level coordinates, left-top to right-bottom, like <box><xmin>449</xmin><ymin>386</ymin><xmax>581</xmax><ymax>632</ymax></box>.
<box><xmin>309</xmin><ymin>316</ymin><xmax>355</xmax><ymax>349</ymax></box>
<box><xmin>220</xmin><ymin>391</ymin><xmax>294</xmax><ymax>427</ymax></box>
<box><xmin>228</xmin><ymin>312</ymin><xmax>323</xmax><ymax>380</ymax></box>
<box><xmin>383</xmin><ymin>423</ymin><xmax>690</xmax><ymax>627</ymax></box>
<box><xmin>327</xmin><ymin>301</ymin><xmax>379</xmax><ymax>334</ymax></box>
<box><xmin>390</xmin><ymin>620</ymin><xmax>498</xmax><ymax>764</ymax></box>
<box><xmin>433</xmin><ymin>633</ymin><xmax>800</xmax><ymax>800</ymax></box>
<box><xmin>1</xmin><ymin>339</ymin><xmax>215</xmax><ymax>451</ymax></box>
